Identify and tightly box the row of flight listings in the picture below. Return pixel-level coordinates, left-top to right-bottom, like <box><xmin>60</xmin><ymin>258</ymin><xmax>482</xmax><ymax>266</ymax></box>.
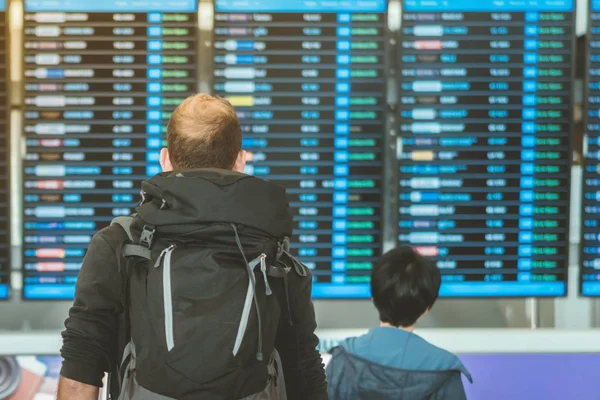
<box><xmin>0</xmin><ymin>0</ymin><xmax>598</xmax><ymax>300</ymax></box>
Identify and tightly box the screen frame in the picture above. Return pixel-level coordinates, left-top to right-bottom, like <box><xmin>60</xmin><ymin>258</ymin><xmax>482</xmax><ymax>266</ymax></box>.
<box><xmin>395</xmin><ymin>1</ymin><xmax>576</xmax><ymax>298</ymax></box>
<box><xmin>581</xmin><ymin>0</ymin><xmax>596</xmax><ymax>297</ymax></box>
<box><xmin>0</xmin><ymin>3</ymin><xmax>11</xmax><ymax>301</ymax></box>
<box><xmin>210</xmin><ymin>1</ymin><xmax>391</xmax><ymax>299</ymax></box>
<box><xmin>19</xmin><ymin>1</ymin><xmax>202</xmax><ymax>301</ymax></box>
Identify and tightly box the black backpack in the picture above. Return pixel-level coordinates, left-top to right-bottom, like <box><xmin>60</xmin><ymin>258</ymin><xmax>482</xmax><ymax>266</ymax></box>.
<box><xmin>108</xmin><ymin>169</ymin><xmax>306</xmax><ymax>400</ymax></box>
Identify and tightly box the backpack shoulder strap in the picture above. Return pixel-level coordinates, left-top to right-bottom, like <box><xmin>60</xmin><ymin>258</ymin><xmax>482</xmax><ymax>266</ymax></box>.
<box><xmin>109</xmin><ymin>216</ymin><xmax>150</xmax><ymax>400</ymax></box>
<box><xmin>112</xmin><ymin>216</ymin><xmax>135</xmax><ymax>241</ymax></box>
<box><xmin>111</xmin><ymin>216</ymin><xmax>152</xmax><ymax>261</ymax></box>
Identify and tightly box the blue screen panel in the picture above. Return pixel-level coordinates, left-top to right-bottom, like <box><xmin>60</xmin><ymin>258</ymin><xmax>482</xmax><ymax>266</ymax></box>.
<box><xmin>22</xmin><ymin>1</ymin><xmax>197</xmax><ymax>299</ymax></box>
<box><xmin>214</xmin><ymin>0</ymin><xmax>387</xmax><ymax>298</ymax></box>
<box><xmin>397</xmin><ymin>0</ymin><xmax>574</xmax><ymax>297</ymax></box>
<box><xmin>312</xmin><ymin>281</ymin><xmax>566</xmax><ymax>298</ymax></box>
<box><xmin>25</xmin><ymin>0</ymin><xmax>197</xmax><ymax>12</ymax></box>
<box><xmin>404</xmin><ymin>0</ymin><xmax>573</xmax><ymax>11</ymax></box>
<box><xmin>582</xmin><ymin>0</ymin><xmax>600</xmax><ymax>296</ymax></box>
<box><xmin>0</xmin><ymin>1</ymin><xmax>5</xmax><ymax>11</ymax></box>
<box><xmin>216</xmin><ymin>0</ymin><xmax>386</xmax><ymax>12</ymax></box>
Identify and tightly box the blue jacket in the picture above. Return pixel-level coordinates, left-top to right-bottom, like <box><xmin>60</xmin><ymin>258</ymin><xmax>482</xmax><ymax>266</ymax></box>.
<box><xmin>326</xmin><ymin>327</ymin><xmax>472</xmax><ymax>400</ymax></box>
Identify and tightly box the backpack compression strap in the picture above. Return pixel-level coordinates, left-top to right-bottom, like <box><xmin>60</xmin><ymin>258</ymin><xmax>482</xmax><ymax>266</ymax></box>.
<box><xmin>271</xmin><ymin>240</ymin><xmax>312</xmax><ymax>328</ymax></box>
<box><xmin>109</xmin><ymin>216</ymin><xmax>155</xmax><ymax>399</ymax></box>
<box><xmin>111</xmin><ymin>216</ymin><xmax>152</xmax><ymax>261</ymax></box>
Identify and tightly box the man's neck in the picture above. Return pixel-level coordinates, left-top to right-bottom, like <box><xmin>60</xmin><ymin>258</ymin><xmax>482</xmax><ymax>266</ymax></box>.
<box><xmin>380</xmin><ymin>322</ymin><xmax>416</xmax><ymax>333</ymax></box>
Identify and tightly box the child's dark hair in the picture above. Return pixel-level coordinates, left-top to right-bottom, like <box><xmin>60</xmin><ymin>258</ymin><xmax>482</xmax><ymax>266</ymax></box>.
<box><xmin>371</xmin><ymin>246</ymin><xmax>441</xmax><ymax>327</ymax></box>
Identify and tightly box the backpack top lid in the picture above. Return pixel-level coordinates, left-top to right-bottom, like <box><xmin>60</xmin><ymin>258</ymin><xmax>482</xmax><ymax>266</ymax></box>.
<box><xmin>136</xmin><ymin>168</ymin><xmax>293</xmax><ymax>238</ymax></box>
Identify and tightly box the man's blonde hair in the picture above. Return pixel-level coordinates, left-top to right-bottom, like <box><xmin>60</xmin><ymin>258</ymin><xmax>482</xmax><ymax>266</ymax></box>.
<box><xmin>166</xmin><ymin>94</ymin><xmax>242</xmax><ymax>170</ymax></box>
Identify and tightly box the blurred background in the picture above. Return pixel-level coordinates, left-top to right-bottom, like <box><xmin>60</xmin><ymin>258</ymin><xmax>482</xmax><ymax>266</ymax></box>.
<box><xmin>0</xmin><ymin>0</ymin><xmax>600</xmax><ymax>399</ymax></box>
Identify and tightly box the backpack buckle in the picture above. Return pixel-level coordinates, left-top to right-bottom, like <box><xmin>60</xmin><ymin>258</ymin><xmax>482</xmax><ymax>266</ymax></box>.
<box><xmin>139</xmin><ymin>190</ymin><xmax>147</xmax><ymax>205</ymax></box>
<box><xmin>282</xmin><ymin>237</ymin><xmax>290</xmax><ymax>252</ymax></box>
<box><xmin>276</xmin><ymin>237</ymin><xmax>290</xmax><ymax>260</ymax></box>
<box><xmin>139</xmin><ymin>225</ymin><xmax>156</xmax><ymax>249</ymax></box>
<box><xmin>160</xmin><ymin>198</ymin><xmax>168</xmax><ymax>210</ymax></box>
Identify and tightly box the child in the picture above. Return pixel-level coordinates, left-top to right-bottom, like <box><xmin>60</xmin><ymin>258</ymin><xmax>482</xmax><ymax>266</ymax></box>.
<box><xmin>326</xmin><ymin>246</ymin><xmax>472</xmax><ymax>399</ymax></box>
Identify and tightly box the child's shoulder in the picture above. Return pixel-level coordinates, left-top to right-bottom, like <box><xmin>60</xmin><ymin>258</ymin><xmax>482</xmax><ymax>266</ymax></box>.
<box><xmin>409</xmin><ymin>332</ymin><xmax>457</xmax><ymax>358</ymax></box>
<box><xmin>407</xmin><ymin>333</ymin><xmax>472</xmax><ymax>380</ymax></box>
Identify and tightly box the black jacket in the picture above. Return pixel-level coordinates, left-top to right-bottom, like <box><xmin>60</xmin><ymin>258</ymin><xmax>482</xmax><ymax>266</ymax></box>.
<box><xmin>60</xmin><ymin>169</ymin><xmax>328</xmax><ymax>400</ymax></box>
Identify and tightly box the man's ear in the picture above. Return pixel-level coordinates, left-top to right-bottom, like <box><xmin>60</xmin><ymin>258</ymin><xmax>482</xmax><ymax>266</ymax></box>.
<box><xmin>233</xmin><ymin>150</ymin><xmax>247</xmax><ymax>173</ymax></box>
<box><xmin>160</xmin><ymin>148</ymin><xmax>173</xmax><ymax>172</ymax></box>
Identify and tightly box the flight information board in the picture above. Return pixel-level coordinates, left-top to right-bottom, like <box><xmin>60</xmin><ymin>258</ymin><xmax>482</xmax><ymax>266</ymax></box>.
<box><xmin>23</xmin><ymin>0</ymin><xmax>197</xmax><ymax>299</ymax></box>
<box><xmin>582</xmin><ymin>0</ymin><xmax>600</xmax><ymax>296</ymax></box>
<box><xmin>0</xmin><ymin>0</ymin><xmax>9</xmax><ymax>300</ymax></box>
<box><xmin>397</xmin><ymin>0</ymin><xmax>573</xmax><ymax>297</ymax></box>
<box><xmin>214</xmin><ymin>0</ymin><xmax>386</xmax><ymax>298</ymax></box>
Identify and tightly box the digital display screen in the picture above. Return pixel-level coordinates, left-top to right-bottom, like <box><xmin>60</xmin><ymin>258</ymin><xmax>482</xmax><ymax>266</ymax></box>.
<box><xmin>397</xmin><ymin>0</ymin><xmax>573</xmax><ymax>296</ymax></box>
<box><xmin>0</xmin><ymin>0</ymin><xmax>9</xmax><ymax>300</ymax></box>
<box><xmin>213</xmin><ymin>0</ymin><xmax>387</xmax><ymax>298</ymax></box>
<box><xmin>582</xmin><ymin>0</ymin><xmax>600</xmax><ymax>296</ymax></box>
<box><xmin>22</xmin><ymin>0</ymin><xmax>197</xmax><ymax>299</ymax></box>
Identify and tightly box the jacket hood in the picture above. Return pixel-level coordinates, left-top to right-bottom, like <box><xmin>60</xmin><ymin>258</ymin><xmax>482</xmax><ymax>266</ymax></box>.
<box><xmin>135</xmin><ymin>169</ymin><xmax>293</xmax><ymax>238</ymax></box>
<box><xmin>327</xmin><ymin>327</ymin><xmax>472</xmax><ymax>398</ymax></box>
<box><xmin>341</xmin><ymin>327</ymin><xmax>472</xmax><ymax>382</ymax></box>
<box><xmin>327</xmin><ymin>347</ymin><xmax>468</xmax><ymax>399</ymax></box>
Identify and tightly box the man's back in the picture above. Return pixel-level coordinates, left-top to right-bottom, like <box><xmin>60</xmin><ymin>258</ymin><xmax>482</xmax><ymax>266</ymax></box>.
<box><xmin>58</xmin><ymin>95</ymin><xmax>328</xmax><ymax>400</ymax></box>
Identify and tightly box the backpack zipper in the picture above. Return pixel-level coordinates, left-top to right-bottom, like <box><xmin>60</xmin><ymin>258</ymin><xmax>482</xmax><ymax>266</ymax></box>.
<box><xmin>260</xmin><ymin>254</ymin><xmax>272</xmax><ymax>296</ymax></box>
<box><xmin>233</xmin><ymin>253</ymin><xmax>268</xmax><ymax>358</ymax></box>
<box><xmin>233</xmin><ymin>267</ymin><xmax>256</xmax><ymax>357</ymax></box>
<box><xmin>231</xmin><ymin>223</ymin><xmax>265</xmax><ymax>361</ymax></box>
<box><xmin>156</xmin><ymin>245</ymin><xmax>177</xmax><ymax>352</ymax></box>
<box><xmin>154</xmin><ymin>244</ymin><xmax>176</xmax><ymax>268</ymax></box>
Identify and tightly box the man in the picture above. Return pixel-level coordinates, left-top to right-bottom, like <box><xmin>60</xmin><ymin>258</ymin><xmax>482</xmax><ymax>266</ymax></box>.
<box><xmin>58</xmin><ymin>94</ymin><xmax>328</xmax><ymax>399</ymax></box>
<box><xmin>326</xmin><ymin>246</ymin><xmax>472</xmax><ymax>399</ymax></box>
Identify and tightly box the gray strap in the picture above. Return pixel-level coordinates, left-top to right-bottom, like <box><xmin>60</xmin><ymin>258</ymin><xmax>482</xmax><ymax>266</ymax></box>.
<box><xmin>120</xmin><ymin>340</ymin><xmax>135</xmax><ymax>371</ymax></box>
<box><xmin>112</xmin><ymin>216</ymin><xmax>152</xmax><ymax>260</ymax></box>
<box><xmin>238</xmin><ymin>350</ymin><xmax>287</xmax><ymax>400</ymax></box>
<box><xmin>117</xmin><ymin>341</ymin><xmax>136</xmax><ymax>400</ymax></box>
<box><xmin>122</xmin><ymin>244</ymin><xmax>152</xmax><ymax>261</ymax></box>
<box><xmin>272</xmin><ymin>350</ymin><xmax>287</xmax><ymax>400</ymax></box>
<box><xmin>117</xmin><ymin>342</ymin><xmax>177</xmax><ymax>400</ymax></box>
<box><xmin>111</xmin><ymin>216</ymin><xmax>135</xmax><ymax>242</ymax></box>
